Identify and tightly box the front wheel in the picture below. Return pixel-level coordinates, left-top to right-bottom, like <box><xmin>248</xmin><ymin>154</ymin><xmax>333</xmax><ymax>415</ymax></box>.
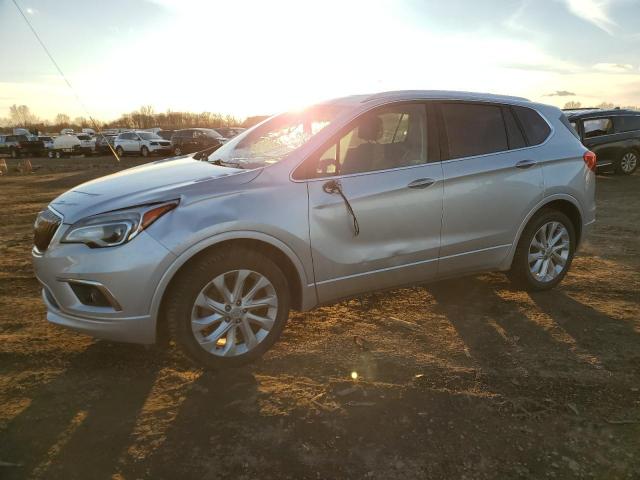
<box><xmin>141</xmin><ymin>146</ymin><xmax>149</xmax><ymax>157</ymax></box>
<box><xmin>508</xmin><ymin>210</ymin><xmax>576</xmax><ymax>291</ymax></box>
<box><xmin>166</xmin><ymin>247</ymin><xmax>290</xmax><ymax>369</ymax></box>
<box><xmin>55</xmin><ymin>151</ymin><xmax>62</xmax><ymax>159</ymax></box>
<box><xmin>115</xmin><ymin>146</ymin><xmax>124</xmax><ymax>157</ymax></box>
<box><xmin>48</xmin><ymin>151</ymin><xmax>54</xmax><ymax>158</ymax></box>
<box><xmin>173</xmin><ymin>146</ymin><xmax>182</xmax><ymax>156</ymax></box>
<box><xmin>616</xmin><ymin>150</ymin><xmax>638</xmax><ymax>175</ymax></box>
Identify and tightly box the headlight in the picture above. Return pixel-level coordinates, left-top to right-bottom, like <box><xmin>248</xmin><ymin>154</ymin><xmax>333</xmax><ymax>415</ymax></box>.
<box><xmin>61</xmin><ymin>201</ymin><xmax>178</xmax><ymax>248</ymax></box>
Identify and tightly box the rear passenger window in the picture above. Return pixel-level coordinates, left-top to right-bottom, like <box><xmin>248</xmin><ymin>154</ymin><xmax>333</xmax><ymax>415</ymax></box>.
<box><xmin>503</xmin><ymin>107</ymin><xmax>526</xmax><ymax>149</ymax></box>
<box><xmin>617</xmin><ymin>115</ymin><xmax>640</xmax><ymax>133</ymax></box>
<box><xmin>583</xmin><ymin>118</ymin><xmax>613</xmax><ymax>138</ymax></box>
<box><xmin>441</xmin><ymin>103</ymin><xmax>507</xmax><ymax>159</ymax></box>
<box><xmin>513</xmin><ymin>106</ymin><xmax>551</xmax><ymax>145</ymax></box>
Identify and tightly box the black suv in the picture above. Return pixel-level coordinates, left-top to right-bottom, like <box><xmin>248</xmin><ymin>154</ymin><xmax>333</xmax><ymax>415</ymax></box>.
<box><xmin>171</xmin><ymin>128</ymin><xmax>224</xmax><ymax>155</ymax></box>
<box><xmin>0</xmin><ymin>134</ymin><xmax>44</xmax><ymax>158</ymax></box>
<box><xmin>565</xmin><ymin>108</ymin><xmax>640</xmax><ymax>175</ymax></box>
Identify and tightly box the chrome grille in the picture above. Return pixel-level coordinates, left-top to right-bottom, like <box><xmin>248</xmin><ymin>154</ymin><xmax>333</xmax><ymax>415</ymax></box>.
<box><xmin>33</xmin><ymin>208</ymin><xmax>62</xmax><ymax>253</ymax></box>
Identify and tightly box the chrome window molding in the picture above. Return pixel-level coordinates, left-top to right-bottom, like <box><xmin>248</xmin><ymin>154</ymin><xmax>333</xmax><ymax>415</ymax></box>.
<box><xmin>289</xmin><ymin>99</ymin><xmax>555</xmax><ymax>183</ymax></box>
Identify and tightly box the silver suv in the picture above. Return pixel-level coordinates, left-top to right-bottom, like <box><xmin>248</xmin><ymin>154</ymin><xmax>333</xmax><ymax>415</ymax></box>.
<box><xmin>32</xmin><ymin>91</ymin><xmax>596</xmax><ymax>368</ymax></box>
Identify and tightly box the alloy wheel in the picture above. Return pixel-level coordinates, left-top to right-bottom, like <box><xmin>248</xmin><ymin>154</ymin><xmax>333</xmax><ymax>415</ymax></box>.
<box><xmin>191</xmin><ymin>269</ymin><xmax>278</xmax><ymax>357</ymax></box>
<box><xmin>528</xmin><ymin>221</ymin><xmax>570</xmax><ymax>283</ymax></box>
<box><xmin>620</xmin><ymin>152</ymin><xmax>638</xmax><ymax>174</ymax></box>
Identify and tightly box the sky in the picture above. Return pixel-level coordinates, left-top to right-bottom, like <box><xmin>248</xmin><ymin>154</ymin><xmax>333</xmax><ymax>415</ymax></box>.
<box><xmin>1</xmin><ymin>0</ymin><xmax>640</xmax><ymax>122</ymax></box>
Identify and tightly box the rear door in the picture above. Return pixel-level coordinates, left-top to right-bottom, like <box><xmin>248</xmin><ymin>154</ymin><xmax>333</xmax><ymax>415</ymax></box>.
<box><xmin>299</xmin><ymin>102</ymin><xmax>444</xmax><ymax>302</ymax></box>
<box><xmin>437</xmin><ymin>102</ymin><xmax>545</xmax><ymax>276</ymax></box>
<box><xmin>582</xmin><ymin>117</ymin><xmax>619</xmax><ymax>167</ymax></box>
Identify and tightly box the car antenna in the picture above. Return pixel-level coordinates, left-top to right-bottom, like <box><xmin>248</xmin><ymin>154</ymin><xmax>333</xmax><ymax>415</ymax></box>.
<box><xmin>11</xmin><ymin>0</ymin><xmax>120</xmax><ymax>162</ymax></box>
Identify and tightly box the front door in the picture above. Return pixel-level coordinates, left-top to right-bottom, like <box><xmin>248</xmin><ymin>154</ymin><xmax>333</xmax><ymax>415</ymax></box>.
<box><xmin>300</xmin><ymin>103</ymin><xmax>444</xmax><ymax>303</ymax></box>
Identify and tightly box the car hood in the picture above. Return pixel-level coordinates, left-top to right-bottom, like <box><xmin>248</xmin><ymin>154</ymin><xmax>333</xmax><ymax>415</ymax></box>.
<box><xmin>50</xmin><ymin>157</ymin><xmax>261</xmax><ymax>223</ymax></box>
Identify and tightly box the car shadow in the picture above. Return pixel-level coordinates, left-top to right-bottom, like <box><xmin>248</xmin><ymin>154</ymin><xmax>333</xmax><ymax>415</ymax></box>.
<box><xmin>0</xmin><ymin>341</ymin><xmax>161</xmax><ymax>480</ymax></box>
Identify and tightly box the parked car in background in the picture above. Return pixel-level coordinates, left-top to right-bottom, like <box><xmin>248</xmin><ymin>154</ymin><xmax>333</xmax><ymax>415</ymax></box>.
<box><xmin>171</xmin><ymin>128</ymin><xmax>225</xmax><ymax>155</ymax></box>
<box><xmin>76</xmin><ymin>134</ymin><xmax>96</xmax><ymax>154</ymax></box>
<box><xmin>49</xmin><ymin>134</ymin><xmax>91</xmax><ymax>158</ymax></box>
<box><xmin>60</xmin><ymin>128</ymin><xmax>74</xmax><ymax>135</ymax></box>
<box><xmin>213</xmin><ymin>127</ymin><xmax>245</xmax><ymax>139</ymax></box>
<box><xmin>0</xmin><ymin>134</ymin><xmax>44</xmax><ymax>157</ymax></box>
<box><xmin>157</xmin><ymin>129</ymin><xmax>175</xmax><ymax>141</ymax></box>
<box><xmin>39</xmin><ymin>135</ymin><xmax>55</xmax><ymax>150</ymax></box>
<box><xmin>114</xmin><ymin>131</ymin><xmax>172</xmax><ymax>157</ymax></box>
<box><xmin>81</xmin><ymin>128</ymin><xmax>96</xmax><ymax>136</ymax></box>
<box><xmin>95</xmin><ymin>134</ymin><xmax>117</xmax><ymax>155</ymax></box>
<box><xmin>566</xmin><ymin>108</ymin><xmax>640</xmax><ymax>175</ymax></box>
<box><xmin>33</xmin><ymin>90</ymin><xmax>596</xmax><ymax>369</ymax></box>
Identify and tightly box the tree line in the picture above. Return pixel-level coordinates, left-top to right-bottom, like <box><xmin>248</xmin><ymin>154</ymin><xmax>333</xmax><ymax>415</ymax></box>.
<box><xmin>0</xmin><ymin>104</ymin><xmax>268</xmax><ymax>133</ymax></box>
<box><xmin>563</xmin><ymin>101</ymin><xmax>639</xmax><ymax>110</ymax></box>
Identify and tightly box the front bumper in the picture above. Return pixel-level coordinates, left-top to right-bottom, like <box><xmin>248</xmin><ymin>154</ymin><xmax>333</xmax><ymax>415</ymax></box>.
<box><xmin>42</xmin><ymin>288</ymin><xmax>155</xmax><ymax>344</ymax></box>
<box><xmin>33</xmin><ymin>228</ymin><xmax>177</xmax><ymax>344</ymax></box>
<box><xmin>149</xmin><ymin>146</ymin><xmax>172</xmax><ymax>155</ymax></box>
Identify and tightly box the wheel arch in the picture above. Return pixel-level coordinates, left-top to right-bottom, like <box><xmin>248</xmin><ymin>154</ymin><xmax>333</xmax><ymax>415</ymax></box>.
<box><xmin>152</xmin><ymin>232</ymin><xmax>314</xmax><ymax>344</ymax></box>
<box><xmin>501</xmin><ymin>194</ymin><xmax>584</xmax><ymax>270</ymax></box>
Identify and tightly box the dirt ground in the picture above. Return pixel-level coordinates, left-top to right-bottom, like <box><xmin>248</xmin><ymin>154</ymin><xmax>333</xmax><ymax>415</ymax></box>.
<box><xmin>0</xmin><ymin>155</ymin><xmax>638</xmax><ymax>479</ymax></box>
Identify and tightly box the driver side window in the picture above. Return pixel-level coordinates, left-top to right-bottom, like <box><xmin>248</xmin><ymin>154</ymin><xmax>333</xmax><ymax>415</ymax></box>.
<box><xmin>313</xmin><ymin>104</ymin><xmax>427</xmax><ymax>177</ymax></box>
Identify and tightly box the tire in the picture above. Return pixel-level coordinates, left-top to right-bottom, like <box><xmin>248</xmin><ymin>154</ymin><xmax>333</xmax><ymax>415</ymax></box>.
<box><xmin>141</xmin><ymin>146</ymin><xmax>149</xmax><ymax>158</ymax></box>
<box><xmin>55</xmin><ymin>151</ymin><xmax>62</xmax><ymax>159</ymax></box>
<box><xmin>115</xmin><ymin>146</ymin><xmax>124</xmax><ymax>157</ymax></box>
<box><xmin>48</xmin><ymin>151</ymin><xmax>54</xmax><ymax>158</ymax></box>
<box><xmin>174</xmin><ymin>145</ymin><xmax>182</xmax><ymax>156</ymax></box>
<box><xmin>166</xmin><ymin>247</ymin><xmax>291</xmax><ymax>369</ymax></box>
<box><xmin>616</xmin><ymin>150</ymin><xmax>638</xmax><ymax>175</ymax></box>
<box><xmin>508</xmin><ymin>209</ymin><xmax>576</xmax><ymax>291</ymax></box>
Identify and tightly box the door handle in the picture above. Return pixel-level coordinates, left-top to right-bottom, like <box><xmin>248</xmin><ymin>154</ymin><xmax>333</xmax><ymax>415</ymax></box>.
<box><xmin>407</xmin><ymin>178</ymin><xmax>435</xmax><ymax>189</ymax></box>
<box><xmin>515</xmin><ymin>160</ymin><xmax>537</xmax><ymax>169</ymax></box>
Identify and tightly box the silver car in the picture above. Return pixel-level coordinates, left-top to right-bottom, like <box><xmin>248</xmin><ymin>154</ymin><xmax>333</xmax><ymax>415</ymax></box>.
<box><xmin>32</xmin><ymin>91</ymin><xmax>596</xmax><ymax>368</ymax></box>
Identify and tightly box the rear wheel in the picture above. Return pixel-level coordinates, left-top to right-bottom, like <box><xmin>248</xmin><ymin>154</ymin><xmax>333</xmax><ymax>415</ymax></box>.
<box><xmin>508</xmin><ymin>210</ymin><xmax>575</xmax><ymax>291</ymax></box>
<box><xmin>166</xmin><ymin>247</ymin><xmax>290</xmax><ymax>369</ymax></box>
<box><xmin>174</xmin><ymin>145</ymin><xmax>182</xmax><ymax>156</ymax></box>
<box><xmin>55</xmin><ymin>151</ymin><xmax>62</xmax><ymax>159</ymax></box>
<box><xmin>48</xmin><ymin>151</ymin><xmax>54</xmax><ymax>158</ymax></box>
<box><xmin>115</xmin><ymin>146</ymin><xmax>124</xmax><ymax>157</ymax></box>
<box><xmin>616</xmin><ymin>150</ymin><xmax>638</xmax><ymax>175</ymax></box>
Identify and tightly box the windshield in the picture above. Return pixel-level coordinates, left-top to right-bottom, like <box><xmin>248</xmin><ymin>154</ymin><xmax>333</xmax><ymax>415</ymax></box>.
<box><xmin>138</xmin><ymin>132</ymin><xmax>162</xmax><ymax>140</ymax></box>
<box><xmin>209</xmin><ymin>104</ymin><xmax>345</xmax><ymax>168</ymax></box>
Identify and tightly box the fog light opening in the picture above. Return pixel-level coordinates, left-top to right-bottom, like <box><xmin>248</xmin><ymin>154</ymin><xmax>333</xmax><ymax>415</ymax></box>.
<box><xmin>66</xmin><ymin>280</ymin><xmax>122</xmax><ymax>311</ymax></box>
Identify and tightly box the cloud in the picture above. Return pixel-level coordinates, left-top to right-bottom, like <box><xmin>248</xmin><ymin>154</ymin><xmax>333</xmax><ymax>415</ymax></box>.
<box><xmin>593</xmin><ymin>63</ymin><xmax>634</xmax><ymax>73</ymax></box>
<box><xmin>545</xmin><ymin>90</ymin><xmax>577</xmax><ymax>96</ymax></box>
<box><xmin>564</xmin><ymin>0</ymin><xmax>617</xmax><ymax>34</ymax></box>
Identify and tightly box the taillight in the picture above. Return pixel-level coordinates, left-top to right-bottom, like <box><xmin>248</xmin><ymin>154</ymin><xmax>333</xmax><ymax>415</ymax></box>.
<box><xmin>583</xmin><ymin>150</ymin><xmax>597</xmax><ymax>172</ymax></box>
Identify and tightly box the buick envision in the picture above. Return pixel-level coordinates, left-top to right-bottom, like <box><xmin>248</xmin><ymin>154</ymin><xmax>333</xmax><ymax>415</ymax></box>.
<box><xmin>32</xmin><ymin>91</ymin><xmax>596</xmax><ymax>368</ymax></box>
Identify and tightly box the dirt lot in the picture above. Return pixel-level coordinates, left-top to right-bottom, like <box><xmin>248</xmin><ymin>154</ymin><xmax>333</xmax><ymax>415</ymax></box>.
<box><xmin>0</xmin><ymin>155</ymin><xmax>639</xmax><ymax>479</ymax></box>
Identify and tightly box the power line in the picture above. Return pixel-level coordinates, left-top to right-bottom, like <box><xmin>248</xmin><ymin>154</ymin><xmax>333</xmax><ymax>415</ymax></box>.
<box><xmin>11</xmin><ymin>0</ymin><xmax>120</xmax><ymax>161</ymax></box>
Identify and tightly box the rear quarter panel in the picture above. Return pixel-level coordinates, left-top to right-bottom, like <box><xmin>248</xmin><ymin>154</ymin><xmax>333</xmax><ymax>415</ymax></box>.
<box><xmin>537</xmin><ymin>105</ymin><xmax>596</xmax><ymax>229</ymax></box>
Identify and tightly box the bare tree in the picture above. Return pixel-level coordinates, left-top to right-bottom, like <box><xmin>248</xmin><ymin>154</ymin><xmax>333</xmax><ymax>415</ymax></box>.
<box><xmin>563</xmin><ymin>101</ymin><xmax>582</xmax><ymax>109</ymax></box>
<box><xmin>55</xmin><ymin>113</ymin><xmax>71</xmax><ymax>126</ymax></box>
<box><xmin>9</xmin><ymin>105</ymin><xmax>39</xmax><ymax>126</ymax></box>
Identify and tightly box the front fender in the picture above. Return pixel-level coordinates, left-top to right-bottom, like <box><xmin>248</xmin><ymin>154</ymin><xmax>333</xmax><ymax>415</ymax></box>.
<box><xmin>148</xmin><ymin>230</ymin><xmax>318</xmax><ymax>333</ymax></box>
